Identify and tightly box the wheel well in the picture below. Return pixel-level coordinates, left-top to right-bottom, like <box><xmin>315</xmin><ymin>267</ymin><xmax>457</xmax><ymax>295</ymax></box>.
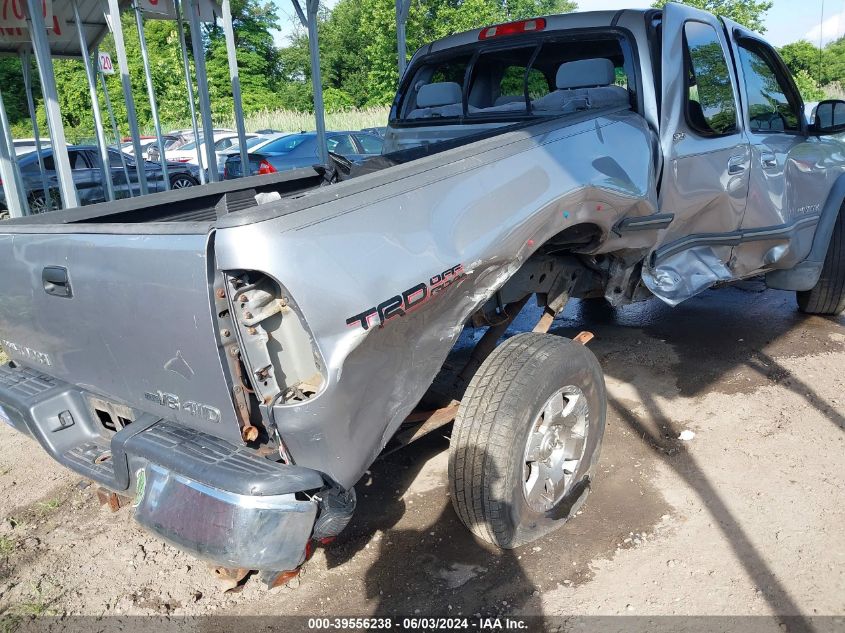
<box><xmin>539</xmin><ymin>223</ymin><xmax>604</xmax><ymax>255</ymax></box>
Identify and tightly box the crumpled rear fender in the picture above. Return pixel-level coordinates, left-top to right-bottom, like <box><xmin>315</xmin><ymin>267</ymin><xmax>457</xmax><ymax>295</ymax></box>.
<box><xmin>215</xmin><ymin>111</ymin><xmax>658</xmax><ymax>488</ymax></box>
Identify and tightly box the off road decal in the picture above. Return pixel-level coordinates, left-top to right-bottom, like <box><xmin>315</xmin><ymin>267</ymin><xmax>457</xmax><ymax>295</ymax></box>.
<box><xmin>346</xmin><ymin>264</ymin><xmax>468</xmax><ymax>331</ymax></box>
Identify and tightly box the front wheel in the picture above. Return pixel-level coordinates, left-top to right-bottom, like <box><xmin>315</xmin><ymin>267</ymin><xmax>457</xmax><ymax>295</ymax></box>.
<box><xmin>448</xmin><ymin>332</ymin><xmax>606</xmax><ymax>549</ymax></box>
<box><xmin>170</xmin><ymin>174</ymin><xmax>198</xmax><ymax>190</ymax></box>
<box><xmin>798</xmin><ymin>210</ymin><xmax>845</xmax><ymax>315</ymax></box>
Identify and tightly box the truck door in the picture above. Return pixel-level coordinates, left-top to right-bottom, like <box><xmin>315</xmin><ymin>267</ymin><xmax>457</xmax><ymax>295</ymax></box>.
<box><xmin>646</xmin><ymin>4</ymin><xmax>750</xmax><ymax>304</ymax></box>
<box><xmin>727</xmin><ymin>29</ymin><xmax>829</xmax><ymax>278</ymax></box>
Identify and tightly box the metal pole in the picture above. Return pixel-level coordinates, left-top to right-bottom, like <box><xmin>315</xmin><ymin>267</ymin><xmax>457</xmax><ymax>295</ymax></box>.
<box><xmin>186</xmin><ymin>0</ymin><xmax>219</xmax><ymax>181</ymax></box>
<box><xmin>20</xmin><ymin>52</ymin><xmax>51</xmax><ymax>212</ymax></box>
<box><xmin>175</xmin><ymin>0</ymin><xmax>205</xmax><ymax>184</ymax></box>
<box><xmin>134</xmin><ymin>4</ymin><xmax>170</xmax><ymax>189</ymax></box>
<box><xmin>26</xmin><ymin>0</ymin><xmax>80</xmax><ymax>209</ymax></box>
<box><xmin>222</xmin><ymin>0</ymin><xmax>248</xmax><ymax>176</ymax></box>
<box><xmin>98</xmin><ymin>55</ymin><xmax>133</xmax><ymax>196</ymax></box>
<box><xmin>74</xmin><ymin>0</ymin><xmax>115</xmax><ymax>202</ymax></box>
<box><xmin>105</xmin><ymin>0</ymin><xmax>149</xmax><ymax>194</ymax></box>
<box><xmin>396</xmin><ymin>0</ymin><xmax>411</xmax><ymax>78</ymax></box>
<box><xmin>293</xmin><ymin>0</ymin><xmax>327</xmax><ymax>165</ymax></box>
<box><xmin>0</xmin><ymin>87</ymin><xmax>28</xmax><ymax>218</ymax></box>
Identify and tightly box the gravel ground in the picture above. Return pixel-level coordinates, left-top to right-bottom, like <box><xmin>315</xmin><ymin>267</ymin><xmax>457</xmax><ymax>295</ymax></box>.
<box><xmin>0</xmin><ymin>284</ymin><xmax>843</xmax><ymax>626</ymax></box>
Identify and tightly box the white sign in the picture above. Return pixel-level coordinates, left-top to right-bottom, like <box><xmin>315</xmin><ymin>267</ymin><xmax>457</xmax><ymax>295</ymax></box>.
<box><xmin>0</xmin><ymin>0</ymin><xmax>52</xmax><ymax>29</ymax></box>
<box><xmin>98</xmin><ymin>51</ymin><xmax>115</xmax><ymax>74</ymax></box>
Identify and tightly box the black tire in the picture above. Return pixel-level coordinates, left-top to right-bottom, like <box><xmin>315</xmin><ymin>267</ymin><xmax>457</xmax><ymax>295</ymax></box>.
<box><xmin>448</xmin><ymin>332</ymin><xmax>606</xmax><ymax>549</ymax></box>
<box><xmin>170</xmin><ymin>174</ymin><xmax>198</xmax><ymax>189</ymax></box>
<box><xmin>798</xmin><ymin>210</ymin><xmax>845</xmax><ymax>315</ymax></box>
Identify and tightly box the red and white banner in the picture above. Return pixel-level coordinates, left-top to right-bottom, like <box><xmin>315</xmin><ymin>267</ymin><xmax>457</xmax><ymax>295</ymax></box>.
<box><xmin>0</xmin><ymin>0</ymin><xmax>52</xmax><ymax>29</ymax></box>
<box><xmin>138</xmin><ymin>0</ymin><xmax>220</xmax><ymax>22</ymax></box>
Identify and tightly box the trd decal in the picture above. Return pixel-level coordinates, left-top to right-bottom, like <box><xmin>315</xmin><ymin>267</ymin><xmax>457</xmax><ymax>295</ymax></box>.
<box><xmin>346</xmin><ymin>264</ymin><xmax>467</xmax><ymax>330</ymax></box>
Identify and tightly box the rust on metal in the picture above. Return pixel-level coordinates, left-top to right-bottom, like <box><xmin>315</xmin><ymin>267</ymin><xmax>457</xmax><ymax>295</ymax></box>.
<box><xmin>241</xmin><ymin>425</ymin><xmax>260</xmax><ymax>443</ymax></box>
<box><xmin>532</xmin><ymin>308</ymin><xmax>557</xmax><ymax>334</ymax></box>
<box><xmin>95</xmin><ymin>487</ymin><xmax>130</xmax><ymax>513</ymax></box>
<box><xmin>210</xmin><ymin>565</ymin><xmax>249</xmax><ymax>590</ymax></box>
<box><xmin>573</xmin><ymin>331</ymin><xmax>595</xmax><ymax>345</ymax></box>
<box><xmin>215</xmin><ymin>288</ymin><xmax>226</xmax><ymax>299</ymax></box>
<box><xmin>384</xmin><ymin>401</ymin><xmax>461</xmax><ymax>456</ymax></box>
<box><xmin>458</xmin><ymin>295</ymin><xmax>531</xmax><ymax>384</ymax></box>
<box><xmin>265</xmin><ymin>568</ymin><xmax>302</xmax><ymax>589</ymax></box>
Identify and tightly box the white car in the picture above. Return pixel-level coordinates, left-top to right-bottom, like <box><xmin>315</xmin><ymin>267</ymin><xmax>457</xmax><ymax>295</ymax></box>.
<box><xmin>166</xmin><ymin>133</ymin><xmax>259</xmax><ymax>170</ymax></box>
<box><xmin>12</xmin><ymin>138</ymin><xmax>66</xmax><ymax>156</ymax></box>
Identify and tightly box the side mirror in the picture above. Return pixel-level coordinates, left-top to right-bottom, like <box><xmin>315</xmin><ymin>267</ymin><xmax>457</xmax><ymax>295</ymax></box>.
<box><xmin>813</xmin><ymin>100</ymin><xmax>845</xmax><ymax>134</ymax></box>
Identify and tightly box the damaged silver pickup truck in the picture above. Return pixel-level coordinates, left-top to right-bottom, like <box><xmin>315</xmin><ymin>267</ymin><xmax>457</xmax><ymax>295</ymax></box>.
<box><xmin>1</xmin><ymin>4</ymin><xmax>845</xmax><ymax>586</ymax></box>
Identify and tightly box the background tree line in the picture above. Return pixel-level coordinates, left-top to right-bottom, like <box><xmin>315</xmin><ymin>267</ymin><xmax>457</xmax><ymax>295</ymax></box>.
<box><xmin>0</xmin><ymin>0</ymin><xmax>839</xmax><ymax>141</ymax></box>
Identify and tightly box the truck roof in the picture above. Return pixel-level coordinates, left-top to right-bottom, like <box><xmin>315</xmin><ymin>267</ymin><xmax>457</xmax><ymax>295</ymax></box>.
<box><xmin>422</xmin><ymin>9</ymin><xmax>652</xmax><ymax>56</ymax></box>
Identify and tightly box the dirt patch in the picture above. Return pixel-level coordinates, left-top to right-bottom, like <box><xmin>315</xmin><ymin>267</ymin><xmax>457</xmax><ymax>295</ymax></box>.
<box><xmin>0</xmin><ymin>289</ymin><xmax>843</xmax><ymax>620</ymax></box>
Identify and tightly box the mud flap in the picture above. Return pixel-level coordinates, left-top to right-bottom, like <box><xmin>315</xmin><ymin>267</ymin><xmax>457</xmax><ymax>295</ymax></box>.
<box><xmin>641</xmin><ymin>246</ymin><xmax>733</xmax><ymax>306</ymax></box>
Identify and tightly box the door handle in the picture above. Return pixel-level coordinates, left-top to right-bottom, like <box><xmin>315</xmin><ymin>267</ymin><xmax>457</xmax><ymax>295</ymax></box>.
<box><xmin>42</xmin><ymin>266</ymin><xmax>72</xmax><ymax>298</ymax></box>
<box><xmin>727</xmin><ymin>155</ymin><xmax>747</xmax><ymax>175</ymax></box>
<box><xmin>761</xmin><ymin>153</ymin><xmax>778</xmax><ymax>169</ymax></box>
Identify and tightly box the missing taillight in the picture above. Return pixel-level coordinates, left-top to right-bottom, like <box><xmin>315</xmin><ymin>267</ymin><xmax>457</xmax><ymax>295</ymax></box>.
<box><xmin>478</xmin><ymin>18</ymin><xmax>546</xmax><ymax>40</ymax></box>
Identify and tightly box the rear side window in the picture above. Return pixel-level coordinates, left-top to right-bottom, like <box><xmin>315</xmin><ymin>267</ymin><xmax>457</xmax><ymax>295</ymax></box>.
<box><xmin>263</xmin><ymin>135</ymin><xmax>309</xmax><ymax>154</ymax></box>
<box><xmin>737</xmin><ymin>42</ymin><xmax>801</xmax><ymax>133</ymax></box>
<box><xmin>402</xmin><ymin>55</ymin><xmax>472</xmax><ymax>118</ymax></box>
<box><xmin>683</xmin><ymin>21</ymin><xmax>738</xmax><ymax>137</ymax></box>
<box><xmin>399</xmin><ymin>33</ymin><xmax>631</xmax><ymax>122</ymax></box>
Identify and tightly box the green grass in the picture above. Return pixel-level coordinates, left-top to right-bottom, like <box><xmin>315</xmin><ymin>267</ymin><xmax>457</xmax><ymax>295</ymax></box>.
<box><xmin>35</xmin><ymin>499</ymin><xmax>61</xmax><ymax>515</ymax></box>
<box><xmin>140</xmin><ymin>106</ymin><xmax>390</xmax><ymax>137</ymax></box>
<box><xmin>0</xmin><ymin>536</ymin><xmax>15</xmax><ymax>556</ymax></box>
<box><xmin>0</xmin><ymin>349</ymin><xmax>7</xmax><ymax>366</ymax></box>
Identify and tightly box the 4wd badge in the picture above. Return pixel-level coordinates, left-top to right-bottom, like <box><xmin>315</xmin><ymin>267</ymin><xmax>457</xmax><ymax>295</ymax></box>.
<box><xmin>144</xmin><ymin>390</ymin><xmax>221</xmax><ymax>423</ymax></box>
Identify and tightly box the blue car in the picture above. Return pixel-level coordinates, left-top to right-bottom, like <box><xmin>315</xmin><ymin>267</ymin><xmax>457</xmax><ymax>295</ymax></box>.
<box><xmin>223</xmin><ymin>131</ymin><xmax>383</xmax><ymax>179</ymax></box>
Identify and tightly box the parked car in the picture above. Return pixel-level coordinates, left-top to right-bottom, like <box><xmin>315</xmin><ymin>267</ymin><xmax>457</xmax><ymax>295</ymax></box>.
<box><xmin>215</xmin><ymin>134</ymin><xmax>286</xmax><ymax>175</ymax></box>
<box><xmin>0</xmin><ymin>145</ymin><xmax>200</xmax><ymax>213</ymax></box>
<box><xmin>11</xmin><ymin>138</ymin><xmax>61</xmax><ymax>156</ymax></box>
<box><xmin>119</xmin><ymin>137</ymin><xmax>158</xmax><ymax>157</ymax></box>
<box><xmin>143</xmin><ymin>134</ymin><xmax>184</xmax><ymax>162</ymax></box>
<box><xmin>3</xmin><ymin>6</ymin><xmax>845</xmax><ymax>586</ymax></box>
<box><xmin>146</xmin><ymin>128</ymin><xmax>236</xmax><ymax>164</ymax></box>
<box><xmin>223</xmin><ymin>131</ymin><xmax>384</xmax><ymax>178</ymax></box>
<box><xmin>168</xmin><ymin>133</ymin><xmax>261</xmax><ymax>171</ymax></box>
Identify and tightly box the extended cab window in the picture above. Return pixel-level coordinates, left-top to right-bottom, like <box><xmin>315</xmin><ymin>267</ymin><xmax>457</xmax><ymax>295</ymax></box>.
<box><xmin>683</xmin><ymin>22</ymin><xmax>738</xmax><ymax>137</ymax></box>
<box><xmin>398</xmin><ymin>33</ymin><xmax>631</xmax><ymax>122</ymax></box>
<box><xmin>737</xmin><ymin>41</ymin><xmax>801</xmax><ymax>133</ymax></box>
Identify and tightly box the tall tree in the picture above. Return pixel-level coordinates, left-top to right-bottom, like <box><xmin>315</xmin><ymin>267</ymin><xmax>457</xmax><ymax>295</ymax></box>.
<box><xmin>651</xmin><ymin>0</ymin><xmax>773</xmax><ymax>33</ymax></box>
<box><xmin>204</xmin><ymin>0</ymin><xmax>284</xmax><ymax>118</ymax></box>
<box><xmin>283</xmin><ymin>0</ymin><xmax>577</xmax><ymax>110</ymax></box>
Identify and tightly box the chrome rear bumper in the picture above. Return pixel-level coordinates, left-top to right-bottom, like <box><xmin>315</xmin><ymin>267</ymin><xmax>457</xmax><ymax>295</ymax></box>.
<box><xmin>134</xmin><ymin>463</ymin><xmax>318</xmax><ymax>571</ymax></box>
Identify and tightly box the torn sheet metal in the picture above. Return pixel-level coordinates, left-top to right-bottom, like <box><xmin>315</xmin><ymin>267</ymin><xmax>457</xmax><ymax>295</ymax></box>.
<box><xmin>215</xmin><ymin>110</ymin><xmax>660</xmax><ymax>489</ymax></box>
<box><xmin>641</xmin><ymin>246</ymin><xmax>733</xmax><ymax>306</ymax></box>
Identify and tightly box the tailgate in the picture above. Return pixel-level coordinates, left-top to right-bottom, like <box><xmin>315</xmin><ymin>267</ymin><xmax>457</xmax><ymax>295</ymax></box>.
<box><xmin>0</xmin><ymin>231</ymin><xmax>241</xmax><ymax>444</ymax></box>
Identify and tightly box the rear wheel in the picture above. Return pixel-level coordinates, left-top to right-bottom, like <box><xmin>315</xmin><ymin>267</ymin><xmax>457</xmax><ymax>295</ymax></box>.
<box><xmin>448</xmin><ymin>332</ymin><xmax>606</xmax><ymax>548</ymax></box>
<box><xmin>798</xmin><ymin>210</ymin><xmax>845</xmax><ymax>315</ymax></box>
<box><xmin>170</xmin><ymin>175</ymin><xmax>198</xmax><ymax>189</ymax></box>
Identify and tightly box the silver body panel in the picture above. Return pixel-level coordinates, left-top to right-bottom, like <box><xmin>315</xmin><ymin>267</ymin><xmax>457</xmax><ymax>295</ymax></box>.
<box><xmin>0</xmin><ymin>6</ymin><xmax>844</xmax><ymax>566</ymax></box>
